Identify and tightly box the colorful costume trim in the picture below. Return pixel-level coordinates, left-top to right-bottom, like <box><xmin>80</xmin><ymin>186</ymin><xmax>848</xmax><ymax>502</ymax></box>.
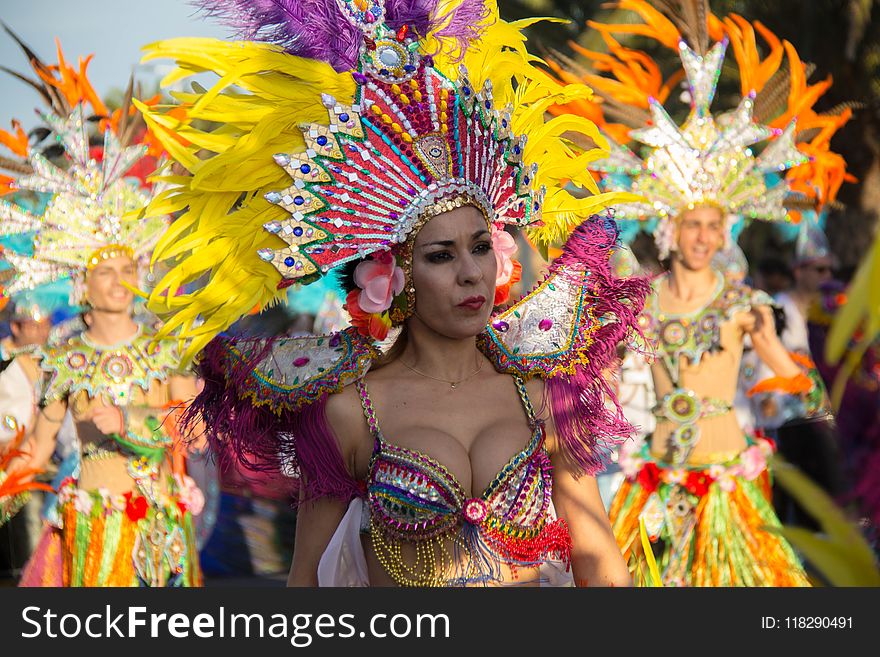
<box><xmin>51</xmin><ymin>479</ymin><xmax>200</xmax><ymax>587</ymax></box>
<box><xmin>611</xmin><ymin>436</ymin><xmax>810</xmax><ymax>586</ymax></box>
<box><xmin>39</xmin><ymin>326</ymin><xmax>179</xmax><ymax>404</ymax></box>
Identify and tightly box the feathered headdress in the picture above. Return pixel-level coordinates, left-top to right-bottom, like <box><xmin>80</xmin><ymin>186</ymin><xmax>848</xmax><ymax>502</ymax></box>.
<box><xmin>139</xmin><ymin>0</ymin><xmax>635</xmax><ymax>360</ymax></box>
<box><xmin>0</xmin><ymin>30</ymin><xmax>168</xmax><ymax>308</ymax></box>
<box><xmin>547</xmin><ymin>0</ymin><xmax>854</xmax><ymax>259</ymax></box>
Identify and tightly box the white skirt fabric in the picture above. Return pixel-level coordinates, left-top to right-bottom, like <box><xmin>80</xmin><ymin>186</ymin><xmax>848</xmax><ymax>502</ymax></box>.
<box><xmin>317</xmin><ymin>498</ymin><xmax>574</xmax><ymax>587</ymax></box>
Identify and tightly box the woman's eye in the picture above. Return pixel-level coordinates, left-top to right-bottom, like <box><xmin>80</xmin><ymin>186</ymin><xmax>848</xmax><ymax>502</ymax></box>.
<box><xmin>473</xmin><ymin>242</ymin><xmax>492</xmax><ymax>254</ymax></box>
<box><xmin>427</xmin><ymin>251</ymin><xmax>452</xmax><ymax>263</ymax></box>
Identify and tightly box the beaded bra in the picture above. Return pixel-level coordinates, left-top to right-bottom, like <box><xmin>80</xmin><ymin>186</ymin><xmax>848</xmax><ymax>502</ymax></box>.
<box><xmin>638</xmin><ymin>271</ymin><xmax>772</xmax><ymax>463</ymax></box>
<box><xmin>356</xmin><ymin>377</ymin><xmax>571</xmax><ymax>587</ymax></box>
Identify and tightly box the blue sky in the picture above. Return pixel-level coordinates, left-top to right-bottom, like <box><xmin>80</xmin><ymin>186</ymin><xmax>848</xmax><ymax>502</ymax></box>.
<box><xmin>0</xmin><ymin>0</ymin><xmax>228</xmax><ymax>130</ymax></box>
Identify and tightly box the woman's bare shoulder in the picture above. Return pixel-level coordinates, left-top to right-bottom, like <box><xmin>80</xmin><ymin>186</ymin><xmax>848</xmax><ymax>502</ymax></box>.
<box><xmin>324</xmin><ymin>380</ymin><xmax>373</xmax><ymax>474</ymax></box>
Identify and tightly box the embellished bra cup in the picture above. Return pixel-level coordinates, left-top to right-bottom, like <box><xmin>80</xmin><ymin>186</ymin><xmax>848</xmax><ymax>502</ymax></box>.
<box><xmin>368</xmin><ymin>424</ymin><xmax>553</xmax><ymax>541</ymax></box>
<box><xmin>356</xmin><ymin>378</ymin><xmax>571</xmax><ymax>587</ymax></box>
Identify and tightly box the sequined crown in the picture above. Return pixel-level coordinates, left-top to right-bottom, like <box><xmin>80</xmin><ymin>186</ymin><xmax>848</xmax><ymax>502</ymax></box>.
<box><xmin>0</xmin><ymin>106</ymin><xmax>167</xmax><ymax>285</ymax></box>
<box><xmin>256</xmin><ymin>1</ymin><xmax>543</xmax><ymax>285</ymax></box>
<box><xmin>593</xmin><ymin>39</ymin><xmax>808</xmax><ymax>223</ymax></box>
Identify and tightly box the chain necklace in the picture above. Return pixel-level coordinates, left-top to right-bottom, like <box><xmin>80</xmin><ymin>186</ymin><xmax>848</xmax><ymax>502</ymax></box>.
<box><xmin>400</xmin><ymin>355</ymin><xmax>484</xmax><ymax>389</ymax></box>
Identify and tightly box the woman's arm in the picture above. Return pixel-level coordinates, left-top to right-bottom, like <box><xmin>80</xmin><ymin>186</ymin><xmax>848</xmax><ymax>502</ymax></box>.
<box><xmin>526</xmin><ymin>379</ymin><xmax>631</xmax><ymax>587</ymax></box>
<box><xmin>551</xmin><ymin>455</ymin><xmax>632</xmax><ymax>587</ymax></box>
<box><xmin>287</xmin><ymin>493</ymin><xmax>351</xmax><ymax>586</ymax></box>
<box><xmin>741</xmin><ymin>305</ymin><xmax>802</xmax><ymax>378</ymax></box>
<box><xmin>287</xmin><ymin>384</ymin><xmax>373</xmax><ymax>586</ymax></box>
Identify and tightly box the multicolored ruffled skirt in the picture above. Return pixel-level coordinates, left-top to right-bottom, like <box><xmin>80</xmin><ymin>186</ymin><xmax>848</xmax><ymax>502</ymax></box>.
<box><xmin>610</xmin><ymin>436</ymin><xmax>810</xmax><ymax>587</ymax></box>
<box><xmin>20</xmin><ymin>479</ymin><xmax>202</xmax><ymax>587</ymax></box>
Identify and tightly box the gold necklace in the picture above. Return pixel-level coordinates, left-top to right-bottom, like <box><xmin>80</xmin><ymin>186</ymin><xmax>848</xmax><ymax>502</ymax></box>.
<box><xmin>399</xmin><ymin>355</ymin><xmax>484</xmax><ymax>389</ymax></box>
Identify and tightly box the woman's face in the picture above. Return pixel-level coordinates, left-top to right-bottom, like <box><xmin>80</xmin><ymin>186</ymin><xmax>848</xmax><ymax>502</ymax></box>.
<box><xmin>85</xmin><ymin>255</ymin><xmax>137</xmax><ymax>313</ymax></box>
<box><xmin>674</xmin><ymin>206</ymin><xmax>725</xmax><ymax>271</ymax></box>
<box><xmin>410</xmin><ymin>205</ymin><xmax>496</xmax><ymax>339</ymax></box>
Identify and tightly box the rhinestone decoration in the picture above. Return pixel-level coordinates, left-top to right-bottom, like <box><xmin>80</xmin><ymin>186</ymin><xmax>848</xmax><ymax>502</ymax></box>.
<box><xmin>592</xmin><ymin>39</ymin><xmax>809</xmax><ymax>230</ymax></box>
<box><xmin>258</xmin><ymin>16</ymin><xmax>545</xmax><ymax>284</ymax></box>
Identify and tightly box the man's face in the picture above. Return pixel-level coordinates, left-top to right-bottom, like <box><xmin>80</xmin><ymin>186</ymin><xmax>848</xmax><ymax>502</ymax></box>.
<box><xmin>795</xmin><ymin>256</ymin><xmax>833</xmax><ymax>293</ymax></box>
<box><xmin>85</xmin><ymin>255</ymin><xmax>137</xmax><ymax>313</ymax></box>
<box><xmin>674</xmin><ymin>206</ymin><xmax>724</xmax><ymax>271</ymax></box>
<box><xmin>10</xmin><ymin>317</ymin><xmax>51</xmax><ymax>347</ymax></box>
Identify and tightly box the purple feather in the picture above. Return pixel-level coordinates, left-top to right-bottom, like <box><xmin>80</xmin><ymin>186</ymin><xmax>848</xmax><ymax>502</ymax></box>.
<box><xmin>182</xmin><ymin>334</ymin><xmax>362</xmax><ymax>505</ymax></box>
<box><xmin>192</xmin><ymin>0</ymin><xmax>490</xmax><ymax>71</ymax></box>
<box><xmin>430</xmin><ymin>0</ymin><xmax>489</xmax><ymax>59</ymax></box>
<box><xmin>542</xmin><ymin>216</ymin><xmax>651</xmax><ymax>476</ymax></box>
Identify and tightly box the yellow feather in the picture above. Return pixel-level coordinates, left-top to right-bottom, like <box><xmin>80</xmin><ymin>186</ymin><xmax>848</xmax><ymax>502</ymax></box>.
<box><xmin>140</xmin><ymin>9</ymin><xmax>626</xmax><ymax>363</ymax></box>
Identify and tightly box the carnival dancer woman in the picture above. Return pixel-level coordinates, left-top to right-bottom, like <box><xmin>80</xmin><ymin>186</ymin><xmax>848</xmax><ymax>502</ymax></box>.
<box><xmin>551</xmin><ymin>0</ymin><xmax>853</xmax><ymax>585</ymax></box>
<box><xmin>611</xmin><ymin>205</ymin><xmax>812</xmax><ymax>586</ymax></box>
<box><xmin>139</xmin><ymin>0</ymin><xmax>648</xmax><ymax>586</ymax></box>
<box><xmin>0</xmin><ymin>43</ymin><xmax>204</xmax><ymax>586</ymax></box>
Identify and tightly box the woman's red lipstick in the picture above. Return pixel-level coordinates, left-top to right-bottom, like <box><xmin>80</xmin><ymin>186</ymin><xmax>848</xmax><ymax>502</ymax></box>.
<box><xmin>457</xmin><ymin>295</ymin><xmax>486</xmax><ymax>310</ymax></box>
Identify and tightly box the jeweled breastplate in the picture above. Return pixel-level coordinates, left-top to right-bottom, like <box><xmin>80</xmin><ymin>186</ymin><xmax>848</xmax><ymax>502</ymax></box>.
<box><xmin>40</xmin><ymin>325</ymin><xmax>182</xmax><ymax>477</ymax></box>
<box><xmin>638</xmin><ymin>272</ymin><xmax>771</xmax><ymax>463</ymax></box>
<box><xmin>41</xmin><ymin>325</ymin><xmax>178</xmax><ymax>406</ymax></box>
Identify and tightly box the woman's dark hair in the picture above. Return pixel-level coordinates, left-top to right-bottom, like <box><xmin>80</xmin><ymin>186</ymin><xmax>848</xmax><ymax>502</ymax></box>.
<box><xmin>373</xmin><ymin>325</ymin><xmax>408</xmax><ymax>369</ymax></box>
<box><xmin>338</xmin><ymin>259</ymin><xmax>360</xmax><ymax>295</ymax></box>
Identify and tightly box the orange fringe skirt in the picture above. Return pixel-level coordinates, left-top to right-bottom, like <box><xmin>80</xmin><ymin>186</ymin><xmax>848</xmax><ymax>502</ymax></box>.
<box><xmin>610</xmin><ymin>438</ymin><xmax>810</xmax><ymax>587</ymax></box>
<box><xmin>20</xmin><ymin>484</ymin><xmax>201</xmax><ymax>587</ymax></box>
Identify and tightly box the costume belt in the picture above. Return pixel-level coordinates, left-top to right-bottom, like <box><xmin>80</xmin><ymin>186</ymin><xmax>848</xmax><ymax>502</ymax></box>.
<box><xmin>652</xmin><ymin>388</ymin><xmax>732</xmax><ymax>465</ymax></box>
<box><xmin>652</xmin><ymin>389</ymin><xmax>731</xmax><ymax>424</ymax></box>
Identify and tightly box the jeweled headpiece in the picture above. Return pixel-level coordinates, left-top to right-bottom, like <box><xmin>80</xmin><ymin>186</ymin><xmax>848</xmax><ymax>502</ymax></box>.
<box><xmin>548</xmin><ymin>0</ymin><xmax>853</xmax><ymax>259</ymax></box>
<box><xmin>0</xmin><ymin>107</ymin><xmax>167</xmax><ymax>292</ymax></box>
<box><xmin>794</xmin><ymin>218</ymin><xmax>831</xmax><ymax>267</ymax></box>
<box><xmin>0</xmin><ymin>35</ymin><xmax>168</xmax><ymax>307</ymax></box>
<box><xmin>140</xmin><ymin>0</ymin><xmax>629</xmax><ymax>359</ymax></box>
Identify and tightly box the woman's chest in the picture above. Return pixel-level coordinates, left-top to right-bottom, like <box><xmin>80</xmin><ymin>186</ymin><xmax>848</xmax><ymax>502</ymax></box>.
<box><xmin>368</xmin><ymin>417</ymin><xmax>537</xmax><ymax>499</ymax></box>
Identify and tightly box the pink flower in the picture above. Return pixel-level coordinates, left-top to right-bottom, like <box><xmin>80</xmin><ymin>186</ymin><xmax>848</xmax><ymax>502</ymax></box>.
<box><xmin>174</xmin><ymin>474</ymin><xmax>205</xmax><ymax>516</ymax></box>
<box><xmin>353</xmin><ymin>252</ymin><xmax>404</xmax><ymax>314</ymax></box>
<box><xmin>663</xmin><ymin>468</ymin><xmax>687</xmax><ymax>485</ymax></box>
<box><xmin>57</xmin><ymin>480</ymin><xmax>76</xmax><ymax>505</ymax></box>
<box><xmin>708</xmin><ymin>465</ymin><xmax>726</xmax><ymax>479</ymax></box>
<box><xmin>491</xmin><ymin>225</ymin><xmax>518</xmax><ymax>285</ymax></box>
<box><xmin>739</xmin><ymin>445</ymin><xmax>767</xmax><ymax>481</ymax></box>
<box><xmin>709</xmin><ymin>465</ymin><xmax>737</xmax><ymax>492</ymax></box>
<box><xmin>716</xmin><ymin>473</ymin><xmax>738</xmax><ymax>492</ymax></box>
<box><xmin>74</xmin><ymin>490</ymin><xmax>93</xmax><ymax>515</ymax></box>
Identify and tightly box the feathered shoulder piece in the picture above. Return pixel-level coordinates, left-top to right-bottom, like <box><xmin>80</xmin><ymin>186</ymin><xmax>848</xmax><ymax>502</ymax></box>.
<box><xmin>480</xmin><ymin>217</ymin><xmax>642</xmax><ymax>377</ymax></box>
<box><xmin>194</xmin><ymin>325</ymin><xmax>379</xmax><ymax>415</ymax></box>
<box><xmin>185</xmin><ymin>326</ymin><xmax>379</xmax><ymax>503</ymax></box>
<box><xmin>479</xmin><ymin>216</ymin><xmax>650</xmax><ymax>475</ymax></box>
